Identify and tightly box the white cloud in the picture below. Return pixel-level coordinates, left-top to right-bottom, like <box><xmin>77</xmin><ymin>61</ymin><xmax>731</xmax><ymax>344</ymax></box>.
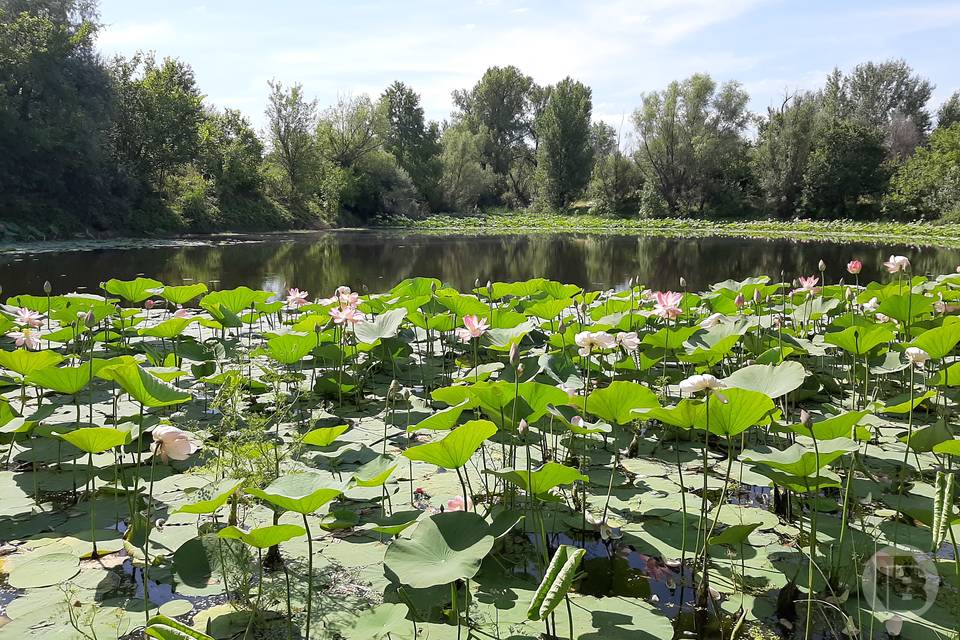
<box><xmin>97</xmin><ymin>21</ymin><xmax>176</xmax><ymax>50</ymax></box>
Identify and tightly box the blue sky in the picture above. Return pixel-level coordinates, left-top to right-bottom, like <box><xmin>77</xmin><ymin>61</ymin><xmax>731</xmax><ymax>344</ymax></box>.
<box><xmin>96</xmin><ymin>0</ymin><xmax>960</xmax><ymax>134</ymax></box>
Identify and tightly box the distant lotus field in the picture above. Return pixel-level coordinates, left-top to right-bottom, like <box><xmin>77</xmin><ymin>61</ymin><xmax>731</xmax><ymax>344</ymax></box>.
<box><xmin>1</xmin><ymin>257</ymin><xmax>959</xmax><ymax>640</ymax></box>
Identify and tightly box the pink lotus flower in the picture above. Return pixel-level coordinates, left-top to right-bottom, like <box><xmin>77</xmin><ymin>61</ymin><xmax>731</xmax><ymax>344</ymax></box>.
<box><xmin>652</xmin><ymin>291</ymin><xmax>683</xmax><ymax>320</ymax></box>
<box><xmin>13</xmin><ymin>307</ymin><xmax>43</xmax><ymax>328</ymax></box>
<box><xmin>883</xmin><ymin>255</ymin><xmax>910</xmax><ymax>273</ymax></box>
<box><xmin>7</xmin><ymin>328</ymin><xmax>41</xmax><ymax>350</ymax></box>
<box><xmin>734</xmin><ymin>293</ymin><xmax>745</xmax><ymax>309</ymax></box>
<box><xmin>152</xmin><ymin>425</ymin><xmax>199</xmax><ymax>463</ymax></box>
<box><xmin>455</xmin><ymin>315</ymin><xmax>489</xmax><ymax>343</ymax></box>
<box><xmin>286</xmin><ymin>288</ymin><xmax>309</xmax><ymax>308</ymax></box>
<box><xmin>144</xmin><ymin>299</ymin><xmax>157</xmax><ymax>310</ymax></box>
<box><xmin>574</xmin><ymin>331</ymin><xmax>616</xmax><ymax>356</ymax></box>
<box><xmin>847</xmin><ymin>260</ymin><xmax>862</xmax><ymax>275</ymax></box>
<box><xmin>173</xmin><ymin>305</ymin><xmax>191</xmax><ymax>319</ymax></box>
<box><xmin>446</xmin><ymin>496</ymin><xmax>473</xmax><ymax>512</ymax></box>
<box><xmin>795</xmin><ymin>276</ymin><xmax>820</xmax><ymax>293</ymax></box>
<box><xmin>337</xmin><ymin>288</ymin><xmax>359</xmax><ymax>308</ymax></box>
<box><xmin>330</xmin><ymin>306</ymin><xmax>365</xmax><ymax>326</ymax></box>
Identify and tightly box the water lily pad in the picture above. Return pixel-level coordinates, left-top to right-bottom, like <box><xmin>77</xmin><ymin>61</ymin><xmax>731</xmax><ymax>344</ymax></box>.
<box><xmin>384</xmin><ymin>511</ymin><xmax>494</xmax><ymax>588</ymax></box>
<box><xmin>8</xmin><ymin>552</ymin><xmax>79</xmax><ymax>588</ymax></box>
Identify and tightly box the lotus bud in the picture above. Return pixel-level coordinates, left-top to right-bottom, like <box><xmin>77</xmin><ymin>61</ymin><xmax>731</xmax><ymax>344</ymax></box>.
<box><xmin>956</xmin><ymin>266</ymin><xmax>960</xmax><ymax>274</ymax></box>
<box><xmin>628</xmin><ymin>276</ymin><xmax>634</xmax><ymax>288</ymax></box>
<box><xmin>753</xmin><ymin>289</ymin><xmax>761</xmax><ymax>303</ymax></box>
<box><xmin>679</xmin><ymin>276</ymin><xmax>687</xmax><ymax>288</ymax></box>
<box><xmin>43</xmin><ymin>280</ymin><xmax>52</xmax><ymax>294</ymax></box>
<box><xmin>885</xmin><ymin>614</ymin><xmax>903</xmax><ymax>637</ymax></box>
<box><xmin>516</xmin><ymin>362</ymin><xmax>524</xmax><ymax>377</ymax></box>
<box><xmin>847</xmin><ymin>260</ymin><xmax>862</xmax><ymax>275</ymax></box>
<box><xmin>734</xmin><ymin>293</ymin><xmax>745</xmax><ymax>309</ymax></box>
<box><xmin>474</xmin><ymin>278</ymin><xmax>481</xmax><ymax>288</ymax></box>
<box><xmin>387</xmin><ymin>379</ymin><xmax>401</xmax><ymax>400</ymax></box>
<box><xmin>83</xmin><ymin>310</ymin><xmax>96</xmax><ymax>330</ymax></box>
<box><xmin>518</xmin><ymin>418</ymin><xmax>528</xmax><ymax>435</ymax></box>
<box><xmin>799</xmin><ymin>409</ymin><xmax>811</xmax><ymax>427</ymax></box>
<box><xmin>509</xmin><ymin>342</ymin><xmax>520</xmax><ymax>366</ymax></box>
<box><xmin>818</xmin><ymin>259</ymin><xmax>826</xmax><ymax>272</ymax></box>
<box><xmin>430</xmin><ymin>282</ymin><xmax>437</xmax><ymax>293</ymax></box>
<box><xmin>144</xmin><ymin>299</ymin><xmax>156</xmax><ymax>310</ymax></box>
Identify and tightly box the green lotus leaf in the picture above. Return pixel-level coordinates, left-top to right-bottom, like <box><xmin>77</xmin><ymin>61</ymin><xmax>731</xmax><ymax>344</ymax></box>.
<box><xmin>547</xmin><ymin>403</ymin><xmax>613</xmax><ymax>434</ymax></box>
<box><xmin>709</xmin><ymin>522</ymin><xmax>762</xmax><ymax>547</ymax></box>
<box><xmin>586</xmin><ymin>381</ymin><xmax>660</xmax><ymax>425</ymax></box>
<box><xmin>824</xmin><ymin>323</ymin><xmax>894</xmax><ymax>355</ymax></box>
<box><xmin>402</xmin><ymin>419</ymin><xmax>497</xmax><ymax>469</ymax></box>
<box><xmin>7</xmin><ymin>551</ymin><xmax>80</xmax><ymax>588</ymax></box>
<box><xmin>910</xmin><ymin>321</ymin><xmax>960</xmax><ymax>360</ymax></box>
<box><xmin>790</xmin><ymin>410</ymin><xmax>870</xmax><ymax>440</ymax></box>
<box><xmin>933</xmin><ymin>439</ymin><xmax>960</xmax><ymax>457</ymax></box>
<box><xmin>353</xmin><ymin>454</ymin><xmax>398</xmax><ymax>487</ymax></box>
<box><xmin>263</xmin><ymin>332</ymin><xmax>316</xmax><ymax>365</ymax></box>
<box><xmin>334</xmin><ymin>603</ymin><xmax>409</xmax><ymax>640</ymax></box>
<box><xmin>56</xmin><ymin>426</ymin><xmax>130</xmax><ymax>453</ymax></box>
<box><xmin>383</xmin><ymin>511</ymin><xmax>494</xmax><ymax>588</ymax></box>
<box><xmin>900</xmin><ymin>420</ymin><xmax>953</xmax><ymax>453</ymax></box>
<box><xmin>98</xmin><ymin>362</ymin><xmax>191</xmax><ymax>407</ymax></box>
<box><xmin>159</xmin><ymin>283</ymin><xmax>209</xmax><ymax>306</ymax></box>
<box><xmin>360</xmin><ymin>510</ymin><xmax>422</xmax><ymax>536</ymax></box>
<box><xmin>26</xmin><ymin>364</ymin><xmax>92</xmax><ymax>395</ymax></box>
<box><xmin>199</xmin><ymin>286</ymin><xmax>272</xmax><ymax>315</ymax></box>
<box><xmin>635</xmin><ymin>399</ymin><xmax>700</xmax><ymax>429</ymax></box>
<box><xmin>881</xmin><ymin>389</ymin><xmax>935</xmax><ymax>414</ymax></box>
<box><xmin>722</xmin><ymin>361</ymin><xmax>806</xmax><ymax>399</ymax></box>
<box><xmin>526</xmin><ymin>298</ymin><xmax>573</xmax><ymax>320</ymax></box>
<box><xmin>247</xmin><ymin>473</ymin><xmax>344</xmax><ymax>514</ymax></box>
<box><xmin>527</xmin><ymin>544</ymin><xmax>585</xmax><ymax>621</ymax></box>
<box><xmin>177</xmin><ymin>477</ymin><xmax>245</xmax><ymax>514</ymax></box>
<box><xmin>487</xmin><ymin>462</ymin><xmax>587</xmax><ymax>497</ymax></box>
<box><xmin>409</xmin><ymin>398</ymin><xmax>478</xmax><ymax>432</ymax></box>
<box><xmin>302</xmin><ymin>424</ymin><xmax>350</xmax><ymax>447</ymax></box>
<box><xmin>742</xmin><ymin>437</ymin><xmax>858</xmax><ymax>478</ymax></box>
<box><xmin>693</xmin><ymin>388</ymin><xmax>775</xmax><ymax>437</ymax></box>
<box><xmin>139</xmin><ymin>317</ymin><xmax>197</xmax><ymax>339</ymax></box>
<box><xmin>435</xmin><ymin>292</ymin><xmax>487</xmax><ymax>318</ymax></box>
<box><xmin>0</xmin><ymin>348</ymin><xmax>64</xmax><ymax>376</ymax></box>
<box><xmin>105</xmin><ymin>277</ymin><xmax>164</xmax><ymax>303</ymax></box>
<box><xmin>217</xmin><ymin>524</ymin><xmax>306</xmax><ymax>549</ymax></box>
<box><xmin>877</xmin><ymin>293</ymin><xmax>933</xmax><ymax>324</ymax></box>
<box><xmin>145</xmin><ymin>614</ymin><xmax>215</xmax><ymax>640</ymax></box>
<box><xmin>354</xmin><ymin>307</ymin><xmax>407</xmax><ymax>344</ymax></box>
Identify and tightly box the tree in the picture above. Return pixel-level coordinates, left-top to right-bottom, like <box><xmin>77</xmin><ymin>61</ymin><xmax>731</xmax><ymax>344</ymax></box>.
<box><xmin>110</xmin><ymin>54</ymin><xmax>205</xmax><ymax>189</ymax></box>
<box><xmin>439</xmin><ymin>123</ymin><xmax>493</xmax><ymax>211</ymax></box>
<box><xmin>533</xmin><ymin>77</ymin><xmax>593</xmax><ymax>209</ymax></box>
<box><xmin>632</xmin><ymin>74</ymin><xmax>751</xmax><ymax>215</ymax></box>
<box><xmin>452</xmin><ymin>65</ymin><xmax>535</xmax><ymax>203</ymax></box>
<box><xmin>886</xmin><ymin>123</ymin><xmax>960</xmax><ymax>220</ymax></box>
<box><xmin>588</xmin><ymin>122</ymin><xmax>642</xmax><ymax>215</ymax></box>
<box><xmin>937</xmin><ymin>91</ymin><xmax>960</xmax><ymax>130</ymax></box>
<box><xmin>200</xmin><ymin>108</ymin><xmax>263</xmax><ymax>195</ymax></box>
<box><xmin>378</xmin><ymin>81</ymin><xmax>441</xmax><ymax>205</ymax></box>
<box><xmin>0</xmin><ymin>3</ymin><xmax>114</xmax><ymax>226</ymax></box>
<box><xmin>264</xmin><ymin>80</ymin><xmax>318</xmax><ymax>198</ymax></box>
<box><xmin>752</xmin><ymin>92</ymin><xmax>822</xmax><ymax>217</ymax></box>
<box><xmin>317</xmin><ymin>93</ymin><xmax>380</xmax><ymax>168</ymax></box>
<box><xmin>801</xmin><ymin>118</ymin><xmax>887</xmax><ymax>217</ymax></box>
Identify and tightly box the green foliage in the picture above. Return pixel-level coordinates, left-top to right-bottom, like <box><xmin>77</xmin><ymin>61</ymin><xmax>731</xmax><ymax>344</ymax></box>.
<box><xmin>886</xmin><ymin>123</ymin><xmax>960</xmax><ymax>220</ymax></box>
<box><xmin>533</xmin><ymin>77</ymin><xmax>594</xmax><ymax>210</ymax></box>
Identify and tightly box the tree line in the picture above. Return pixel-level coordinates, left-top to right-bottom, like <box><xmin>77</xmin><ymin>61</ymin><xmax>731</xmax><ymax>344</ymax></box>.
<box><xmin>2</xmin><ymin>0</ymin><xmax>960</xmax><ymax>237</ymax></box>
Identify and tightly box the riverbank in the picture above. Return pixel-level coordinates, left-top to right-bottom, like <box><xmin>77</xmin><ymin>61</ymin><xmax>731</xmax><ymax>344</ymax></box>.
<box><xmin>377</xmin><ymin>212</ymin><xmax>960</xmax><ymax>247</ymax></box>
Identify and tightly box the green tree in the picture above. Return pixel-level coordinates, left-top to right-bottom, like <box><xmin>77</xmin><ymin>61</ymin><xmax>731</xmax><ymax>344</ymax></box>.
<box><xmin>937</xmin><ymin>91</ymin><xmax>960</xmax><ymax>130</ymax></box>
<box><xmin>588</xmin><ymin>122</ymin><xmax>642</xmax><ymax>215</ymax></box>
<box><xmin>317</xmin><ymin>93</ymin><xmax>380</xmax><ymax>168</ymax></box>
<box><xmin>200</xmin><ymin>108</ymin><xmax>263</xmax><ymax>195</ymax></box>
<box><xmin>801</xmin><ymin>118</ymin><xmax>887</xmax><ymax>217</ymax></box>
<box><xmin>752</xmin><ymin>92</ymin><xmax>822</xmax><ymax>217</ymax></box>
<box><xmin>453</xmin><ymin>65</ymin><xmax>535</xmax><ymax>203</ymax></box>
<box><xmin>110</xmin><ymin>53</ymin><xmax>204</xmax><ymax>189</ymax></box>
<box><xmin>632</xmin><ymin>74</ymin><xmax>751</xmax><ymax>215</ymax></box>
<box><xmin>886</xmin><ymin>123</ymin><xmax>960</xmax><ymax>220</ymax></box>
<box><xmin>439</xmin><ymin>122</ymin><xmax>494</xmax><ymax>211</ymax></box>
<box><xmin>264</xmin><ymin>80</ymin><xmax>318</xmax><ymax>198</ymax></box>
<box><xmin>378</xmin><ymin>81</ymin><xmax>441</xmax><ymax>205</ymax></box>
<box><xmin>0</xmin><ymin>3</ymin><xmax>114</xmax><ymax>227</ymax></box>
<box><xmin>533</xmin><ymin>77</ymin><xmax>593</xmax><ymax>209</ymax></box>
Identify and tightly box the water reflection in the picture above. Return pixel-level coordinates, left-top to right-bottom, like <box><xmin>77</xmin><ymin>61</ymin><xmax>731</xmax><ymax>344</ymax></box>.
<box><xmin>2</xmin><ymin>230</ymin><xmax>959</xmax><ymax>295</ymax></box>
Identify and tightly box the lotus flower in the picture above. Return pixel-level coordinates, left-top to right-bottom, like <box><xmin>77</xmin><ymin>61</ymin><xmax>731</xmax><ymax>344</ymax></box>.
<box><xmin>616</xmin><ymin>331</ymin><xmax>640</xmax><ymax>352</ymax></box>
<box><xmin>652</xmin><ymin>291</ymin><xmax>683</xmax><ymax>320</ymax></box>
<box><xmin>883</xmin><ymin>255</ymin><xmax>910</xmax><ymax>273</ymax></box>
<box><xmin>796</xmin><ymin>276</ymin><xmax>820</xmax><ymax>293</ymax></box>
<box><xmin>286</xmin><ymin>288</ymin><xmax>309</xmax><ymax>307</ymax></box>
<box><xmin>152</xmin><ymin>425</ymin><xmax>199</xmax><ymax>463</ymax></box>
<box><xmin>574</xmin><ymin>330</ymin><xmax>616</xmax><ymax>356</ymax></box>
<box><xmin>7</xmin><ymin>328</ymin><xmax>41</xmax><ymax>350</ymax></box>
<box><xmin>173</xmin><ymin>305</ymin><xmax>191</xmax><ymax>319</ymax></box>
<box><xmin>904</xmin><ymin>346</ymin><xmax>929</xmax><ymax>367</ymax></box>
<box><xmin>884</xmin><ymin>614</ymin><xmax>903</xmax><ymax>637</ymax></box>
<box><xmin>144</xmin><ymin>299</ymin><xmax>157</xmax><ymax>310</ymax></box>
<box><xmin>330</xmin><ymin>306</ymin><xmax>365</xmax><ymax>326</ymax></box>
<box><xmin>734</xmin><ymin>293</ymin><xmax>745</xmax><ymax>309</ymax></box>
<box><xmin>446</xmin><ymin>496</ymin><xmax>473</xmax><ymax>512</ymax></box>
<box><xmin>455</xmin><ymin>315</ymin><xmax>489</xmax><ymax>343</ymax></box>
<box><xmin>678</xmin><ymin>373</ymin><xmax>725</xmax><ymax>396</ymax></box>
<box><xmin>13</xmin><ymin>307</ymin><xmax>42</xmax><ymax>328</ymax></box>
<box><xmin>700</xmin><ymin>312</ymin><xmax>724</xmax><ymax>329</ymax></box>
<box><xmin>847</xmin><ymin>260</ymin><xmax>862</xmax><ymax>275</ymax></box>
<box><xmin>862</xmin><ymin>297</ymin><xmax>880</xmax><ymax>313</ymax></box>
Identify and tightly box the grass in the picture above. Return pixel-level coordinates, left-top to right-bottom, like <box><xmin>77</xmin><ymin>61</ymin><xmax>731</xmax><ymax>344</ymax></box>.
<box><xmin>377</xmin><ymin>211</ymin><xmax>960</xmax><ymax>247</ymax></box>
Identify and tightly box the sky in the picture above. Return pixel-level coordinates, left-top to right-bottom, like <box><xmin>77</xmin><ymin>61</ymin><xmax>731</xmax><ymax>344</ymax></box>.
<box><xmin>95</xmin><ymin>0</ymin><xmax>960</xmax><ymax>135</ymax></box>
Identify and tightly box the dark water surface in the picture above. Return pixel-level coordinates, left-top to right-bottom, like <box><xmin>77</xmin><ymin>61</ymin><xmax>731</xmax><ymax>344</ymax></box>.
<box><xmin>2</xmin><ymin>230</ymin><xmax>959</xmax><ymax>296</ymax></box>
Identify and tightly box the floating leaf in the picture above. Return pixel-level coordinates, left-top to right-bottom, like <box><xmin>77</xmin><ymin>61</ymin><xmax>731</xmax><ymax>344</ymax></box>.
<box><xmin>7</xmin><ymin>552</ymin><xmax>79</xmax><ymax>588</ymax></box>
<box><xmin>383</xmin><ymin>512</ymin><xmax>494</xmax><ymax>588</ymax></box>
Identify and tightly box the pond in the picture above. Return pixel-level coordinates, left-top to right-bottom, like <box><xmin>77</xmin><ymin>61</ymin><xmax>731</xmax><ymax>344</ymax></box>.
<box><xmin>2</xmin><ymin>229</ymin><xmax>959</xmax><ymax>296</ymax></box>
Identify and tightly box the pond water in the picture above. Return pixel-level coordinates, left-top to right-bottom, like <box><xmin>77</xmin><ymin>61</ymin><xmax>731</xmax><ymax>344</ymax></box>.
<box><xmin>2</xmin><ymin>229</ymin><xmax>959</xmax><ymax>296</ymax></box>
